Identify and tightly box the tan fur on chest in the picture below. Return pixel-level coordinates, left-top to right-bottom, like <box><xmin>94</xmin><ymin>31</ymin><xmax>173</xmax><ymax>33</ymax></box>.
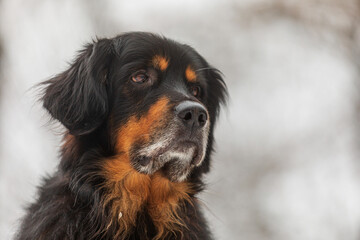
<box><xmin>102</xmin><ymin>156</ymin><xmax>193</xmax><ymax>239</ymax></box>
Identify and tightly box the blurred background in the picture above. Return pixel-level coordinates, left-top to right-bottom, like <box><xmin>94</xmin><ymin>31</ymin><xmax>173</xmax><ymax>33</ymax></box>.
<box><xmin>1</xmin><ymin>0</ymin><xmax>360</xmax><ymax>239</ymax></box>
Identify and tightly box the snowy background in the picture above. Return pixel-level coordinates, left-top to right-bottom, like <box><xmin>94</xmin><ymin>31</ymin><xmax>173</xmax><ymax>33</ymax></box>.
<box><xmin>1</xmin><ymin>0</ymin><xmax>360</xmax><ymax>239</ymax></box>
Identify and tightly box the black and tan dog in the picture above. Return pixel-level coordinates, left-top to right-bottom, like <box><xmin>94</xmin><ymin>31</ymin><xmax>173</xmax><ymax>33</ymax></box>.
<box><xmin>16</xmin><ymin>32</ymin><xmax>227</xmax><ymax>240</ymax></box>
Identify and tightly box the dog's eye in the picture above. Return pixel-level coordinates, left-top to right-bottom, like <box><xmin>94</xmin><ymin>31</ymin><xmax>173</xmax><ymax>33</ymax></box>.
<box><xmin>191</xmin><ymin>86</ymin><xmax>201</xmax><ymax>98</ymax></box>
<box><xmin>131</xmin><ymin>72</ymin><xmax>149</xmax><ymax>84</ymax></box>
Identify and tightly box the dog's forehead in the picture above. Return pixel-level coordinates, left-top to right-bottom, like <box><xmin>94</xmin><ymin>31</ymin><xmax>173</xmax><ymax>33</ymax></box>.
<box><xmin>150</xmin><ymin>54</ymin><xmax>200</xmax><ymax>83</ymax></box>
<box><xmin>114</xmin><ymin>34</ymin><xmax>205</xmax><ymax>81</ymax></box>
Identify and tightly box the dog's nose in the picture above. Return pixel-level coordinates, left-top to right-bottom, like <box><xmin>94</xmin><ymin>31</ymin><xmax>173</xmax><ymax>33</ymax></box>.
<box><xmin>175</xmin><ymin>101</ymin><xmax>208</xmax><ymax>128</ymax></box>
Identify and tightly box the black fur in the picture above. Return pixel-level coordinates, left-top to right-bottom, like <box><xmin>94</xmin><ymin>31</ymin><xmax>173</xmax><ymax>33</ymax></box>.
<box><xmin>16</xmin><ymin>32</ymin><xmax>227</xmax><ymax>240</ymax></box>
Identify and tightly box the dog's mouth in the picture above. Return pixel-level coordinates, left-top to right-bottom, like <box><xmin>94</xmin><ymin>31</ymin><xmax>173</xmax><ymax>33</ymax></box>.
<box><xmin>130</xmin><ymin>126</ymin><xmax>209</xmax><ymax>182</ymax></box>
<box><xmin>132</xmin><ymin>141</ymin><xmax>198</xmax><ymax>167</ymax></box>
<box><xmin>157</xmin><ymin>140</ymin><xmax>201</xmax><ymax>166</ymax></box>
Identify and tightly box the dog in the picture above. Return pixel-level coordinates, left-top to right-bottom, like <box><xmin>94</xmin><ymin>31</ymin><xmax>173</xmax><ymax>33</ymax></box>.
<box><xmin>16</xmin><ymin>32</ymin><xmax>227</xmax><ymax>240</ymax></box>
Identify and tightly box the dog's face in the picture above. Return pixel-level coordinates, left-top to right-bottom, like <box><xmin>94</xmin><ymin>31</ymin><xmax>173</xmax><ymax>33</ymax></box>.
<box><xmin>42</xmin><ymin>32</ymin><xmax>226</xmax><ymax>182</ymax></box>
<box><xmin>111</xmin><ymin>49</ymin><xmax>212</xmax><ymax>182</ymax></box>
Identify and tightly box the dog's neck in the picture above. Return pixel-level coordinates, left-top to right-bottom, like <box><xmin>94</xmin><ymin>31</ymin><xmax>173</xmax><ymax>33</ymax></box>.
<box><xmin>61</xmin><ymin>133</ymin><xmax>197</xmax><ymax>239</ymax></box>
<box><xmin>102</xmin><ymin>154</ymin><xmax>194</xmax><ymax>239</ymax></box>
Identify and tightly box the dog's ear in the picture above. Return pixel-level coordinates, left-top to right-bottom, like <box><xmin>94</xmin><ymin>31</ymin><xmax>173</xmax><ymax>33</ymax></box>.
<box><xmin>42</xmin><ymin>38</ymin><xmax>113</xmax><ymax>135</ymax></box>
<box><xmin>206</xmin><ymin>68</ymin><xmax>227</xmax><ymax>124</ymax></box>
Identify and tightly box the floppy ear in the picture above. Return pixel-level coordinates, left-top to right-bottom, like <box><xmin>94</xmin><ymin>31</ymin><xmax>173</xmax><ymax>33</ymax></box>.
<box><xmin>42</xmin><ymin>38</ymin><xmax>113</xmax><ymax>135</ymax></box>
<box><xmin>206</xmin><ymin>68</ymin><xmax>228</xmax><ymax>124</ymax></box>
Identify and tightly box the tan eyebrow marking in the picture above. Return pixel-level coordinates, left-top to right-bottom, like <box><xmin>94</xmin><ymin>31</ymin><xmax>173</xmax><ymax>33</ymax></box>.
<box><xmin>152</xmin><ymin>55</ymin><xmax>169</xmax><ymax>71</ymax></box>
<box><xmin>185</xmin><ymin>65</ymin><xmax>197</xmax><ymax>82</ymax></box>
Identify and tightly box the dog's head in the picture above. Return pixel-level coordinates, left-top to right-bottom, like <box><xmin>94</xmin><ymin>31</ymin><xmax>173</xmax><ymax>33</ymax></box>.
<box><xmin>42</xmin><ymin>32</ymin><xmax>227</xmax><ymax>182</ymax></box>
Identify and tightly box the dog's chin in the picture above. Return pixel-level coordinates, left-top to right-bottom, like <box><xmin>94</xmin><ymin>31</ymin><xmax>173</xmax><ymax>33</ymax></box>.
<box><xmin>131</xmin><ymin>140</ymin><xmax>206</xmax><ymax>182</ymax></box>
<box><xmin>157</xmin><ymin>141</ymin><xmax>199</xmax><ymax>182</ymax></box>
